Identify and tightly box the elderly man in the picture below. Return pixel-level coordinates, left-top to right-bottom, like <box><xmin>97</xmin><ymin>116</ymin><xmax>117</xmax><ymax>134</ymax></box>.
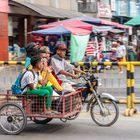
<box><xmin>51</xmin><ymin>44</ymin><xmax>85</xmax><ymax>85</ymax></box>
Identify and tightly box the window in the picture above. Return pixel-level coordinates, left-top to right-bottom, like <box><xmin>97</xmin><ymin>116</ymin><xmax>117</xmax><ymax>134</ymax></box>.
<box><xmin>77</xmin><ymin>0</ymin><xmax>97</xmax><ymax>13</ymax></box>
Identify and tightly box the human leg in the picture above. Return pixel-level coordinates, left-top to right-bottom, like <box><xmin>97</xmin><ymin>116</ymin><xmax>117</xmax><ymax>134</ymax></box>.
<box><xmin>27</xmin><ymin>87</ymin><xmax>53</xmax><ymax>109</ymax></box>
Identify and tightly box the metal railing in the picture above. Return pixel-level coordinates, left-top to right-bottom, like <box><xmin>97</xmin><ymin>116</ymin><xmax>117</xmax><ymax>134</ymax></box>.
<box><xmin>0</xmin><ymin>61</ymin><xmax>140</xmax><ymax>116</ymax></box>
<box><xmin>79</xmin><ymin>61</ymin><xmax>140</xmax><ymax>116</ymax></box>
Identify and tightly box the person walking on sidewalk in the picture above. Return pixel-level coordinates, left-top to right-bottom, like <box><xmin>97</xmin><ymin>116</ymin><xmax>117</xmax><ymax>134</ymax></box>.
<box><xmin>116</xmin><ymin>41</ymin><xmax>126</xmax><ymax>73</ymax></box>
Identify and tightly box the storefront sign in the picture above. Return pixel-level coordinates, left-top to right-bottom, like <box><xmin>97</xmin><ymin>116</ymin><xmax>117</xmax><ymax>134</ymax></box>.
<box><xmin>97</xmin><ymin>2</ymin><xmax>112</xmax><ymax>18</ymax></box>
<box><xmin>0</xmin><ymin>0</ymin><xmax>8</xmax><ymax>13</ymax></box>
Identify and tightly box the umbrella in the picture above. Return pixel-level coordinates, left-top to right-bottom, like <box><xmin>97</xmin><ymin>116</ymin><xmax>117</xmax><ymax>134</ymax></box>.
<box><xmin>93</xmin><ymin>25</ymin><xmax>114</xmax><ymax>32</ymax></box>
<box><xmin>32</xmin><ymin>25</ymin><xmax>91</xmax><ymax>36</ymax></box>
<box><xmin>32</xmin><ymin>26</ymin><xmax>71</xmax><ymax>35</ymax></box>
<box><xmin>38</xmin><ymin>20</ymin><xmax>92</xmax><ymax>35</ymax></box>
<box><xmin>39</xmin><ymin>19</ymin><xmax>93</xmax><ymax>31</ymax></box>
<box><xmin>125</xmin><ymin>15</ymin><xmax>140</xmax><ymax>26</ymax></box>
<box><xmin>109</xmin><ymin>29</ymin><xmax>125</xmax><ymax>34</ymax></box>
<box><xmin>72</xmin><ymin>16</ymin><xmax>101</xmax><ymax>24</ymax></box>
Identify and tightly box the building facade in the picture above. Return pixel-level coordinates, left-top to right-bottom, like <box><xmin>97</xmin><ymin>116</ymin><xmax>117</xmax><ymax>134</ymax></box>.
<box><xmin>77</xmin><ymin>0</ymin><xmax>140</xmax><ymax>23</ymax></box>
<box><xmin>0</xmin><ymin>0</ymin><xmax>83</xmax><ymax>60</ymax></box>
<box><xmin>113</xmin><ymin>0</ymin><xmax>140</xmax><ymax>24</ymax></box>
<box><xmin>77</xmin><ymin>0</ymin><xmax>112</xmax><ymax>18</ymax></box>
<box><xmin>0</xmin><ymin>0</ymin><xmax>9</xmax><ymax>61</ymax></box>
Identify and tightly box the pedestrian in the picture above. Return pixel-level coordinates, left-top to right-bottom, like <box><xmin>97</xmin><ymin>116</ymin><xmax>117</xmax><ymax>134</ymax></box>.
<box><xmin>116</xmin><ymin>41</ymin><xmax>126</xmax><ymax>73</ymax></box>
<box><xmin>110</xmin><ymin>48</ymin><xmax>117</xmax><ymax>62</ymax></box>
<box><xmin>127</xmin><ymin>43</ymin><xmax>136</xmax><ymax>61</ymax></box>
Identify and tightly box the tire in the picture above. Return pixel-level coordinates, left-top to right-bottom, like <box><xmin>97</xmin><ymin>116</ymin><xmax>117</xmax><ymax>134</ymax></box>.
<box><xmin>0</xmin><ymin>103</ymin><xmax>27</xmax><ymax>135</ymax></box>
<box><xmin>67</xmin><ymin>112</ymin><xmax>80</xmax><ymax>120</ymax></box>
<box><xmin>90</xmin><ymin>98</ymin><xmax>119</xmax><ymax>126</ymax></box>
<box><xmin>33</xmin><ymin>118</ymin><xmax>53</xmax><ymax>124</ymax></box>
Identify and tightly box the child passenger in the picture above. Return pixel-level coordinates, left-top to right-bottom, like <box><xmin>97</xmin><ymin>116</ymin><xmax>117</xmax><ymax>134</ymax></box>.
<box><xmin>20</xmin><ymin>55</ymin><xmax>57</xmax><ymax>114</ymax></box>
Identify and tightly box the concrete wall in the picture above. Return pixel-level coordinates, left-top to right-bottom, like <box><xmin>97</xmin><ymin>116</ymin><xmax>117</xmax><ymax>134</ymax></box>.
<box><xmin>16</xmin><ymin>0</ymin><xmax>78</xmax><ymax>11</ymax></box>
<box><xmin>50</xmin><ymin>0</ymin><xmax>78</xmax><ymax>11</ymax></box>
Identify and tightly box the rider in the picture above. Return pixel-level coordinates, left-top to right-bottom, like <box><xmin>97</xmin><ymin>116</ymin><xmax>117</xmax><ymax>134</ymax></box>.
<box><xmin>21</xmin><ymin>55</ymin><xmax>56</xmax><ymax>114</ymax></box>
<box><xmin>51</xmin><ymin>43</ymin><xmax>85</xmax><ymax>86</ymax></box>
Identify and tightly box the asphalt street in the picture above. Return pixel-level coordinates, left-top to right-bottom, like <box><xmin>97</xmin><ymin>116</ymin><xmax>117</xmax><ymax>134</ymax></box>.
<box><xmin>0</xmin><ymin>65</ymin><xmax>140</xmax><ymax>139</ymax></box>
<box><xmin>0</xmin><ymin>110</ymin><xmax>140</xmax><ymax>140</ymax></box>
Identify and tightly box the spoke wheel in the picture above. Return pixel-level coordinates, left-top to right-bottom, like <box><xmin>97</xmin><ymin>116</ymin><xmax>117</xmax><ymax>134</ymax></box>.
<box><xmin>0</xmin><ymin>103</ymin><xmax>27</xmax><ymax>135</ymax></box>
<box><xmin>90</xmin><ymin>99</ymin><xmax>119</xmax><ymax>126</ymax></box>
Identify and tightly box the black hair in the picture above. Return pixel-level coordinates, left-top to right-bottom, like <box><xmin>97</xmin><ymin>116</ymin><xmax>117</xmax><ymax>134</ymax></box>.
<box><xmin>25</xmin><ymin>42</ymin><xmax>40</xmax><ymax>57</ymax></box>
<box><xmin>117</xmin><ymin>40</ymin><xmax>123</xmax><ymax>45</ymax></box>
<box><xmin>30</xmin><ymin>55</ymin><xmax>42</xmax><ymax>68</ymax></box>
<box><xmin>39</xmin><ymin>49</ymin><xmax>46</xmax><ymax>54</ymax></box>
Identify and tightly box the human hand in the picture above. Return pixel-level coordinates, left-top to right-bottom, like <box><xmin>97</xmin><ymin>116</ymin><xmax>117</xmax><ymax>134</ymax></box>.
<box><xmin>72</xmin><ymin>75</ymin><xmax>79</xmax><ymax>79</ymax></box>
<box><xmin>47</xmin><ymin>67</ymin><xmax>52</xmax><ymax>73</ymax></box>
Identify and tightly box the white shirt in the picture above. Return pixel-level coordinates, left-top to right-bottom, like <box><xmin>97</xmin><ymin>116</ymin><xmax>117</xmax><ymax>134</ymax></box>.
<box><xmin>116</xmin><ymin>45</ymin><xmax>126</xmax><ymax>58</ymax></box>
<box><xmin>21</xmin><ymin>71</ymin><xmax>42</xmax><ymax>93</ymax></box>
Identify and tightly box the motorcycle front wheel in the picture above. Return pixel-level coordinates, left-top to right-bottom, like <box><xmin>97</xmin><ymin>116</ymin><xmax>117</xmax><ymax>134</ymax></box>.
<box><xmin>90</xmin><ymin>98</ymin><xmax>119</xmax><ymax>126</ymax></box>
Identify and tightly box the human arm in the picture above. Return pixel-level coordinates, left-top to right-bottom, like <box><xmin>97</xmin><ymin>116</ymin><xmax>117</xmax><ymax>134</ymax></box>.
<box><xmin>28</xmin><ymin>83</ymin><xmax>35</xmax><ymax>90</ymax></box>
<box><xmin>22</xmin><ymin>71</ymin><xmax>35</xmax><ymax>90</ymax></box>
<box><xmin>59</xmin><ymin>70</ymin><xmax>79</xmax><ymax>79</ymax></box>
<box><xmin>73</xmin><ymin>68</ymin><xmax>86</xmax><ymax>75</ymax></box>
<box><xmin>38</xmin><ymin>69</ymin><xmax>52</xmax><ymax>86</ymax></box>
<box><xmin>51</xmin><ymin>58</ymin><xmax>79</xmax><ymax>79</ymax></box>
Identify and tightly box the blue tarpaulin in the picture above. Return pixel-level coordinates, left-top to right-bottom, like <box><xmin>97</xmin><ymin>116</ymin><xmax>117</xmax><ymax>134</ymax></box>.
<box><xmin>32</xmin><ymin>26</ymin><xmax>71</xmax><ymax>35</ymax></box>
<box><xmin>73</xmin><ymin>16</ymin><xmax>101</xmax><ymax>24</ymax></box>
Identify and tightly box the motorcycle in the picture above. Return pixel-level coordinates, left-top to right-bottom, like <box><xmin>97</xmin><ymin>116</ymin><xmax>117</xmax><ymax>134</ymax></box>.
<box><xmin>69</xmin><ymin>73</ymin><xmax>119</xmax><ymax>126</ymax></box>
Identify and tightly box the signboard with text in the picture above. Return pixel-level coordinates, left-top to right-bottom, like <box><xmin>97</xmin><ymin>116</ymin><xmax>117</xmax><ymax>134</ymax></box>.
<box><xmin>98</xmin><ymin>2</ymin><xmax>112</xmax><ymax>18</ymax></box>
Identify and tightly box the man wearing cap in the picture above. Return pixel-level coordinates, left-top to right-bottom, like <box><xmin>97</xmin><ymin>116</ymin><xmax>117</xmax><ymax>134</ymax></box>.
<box><xmin>51</xmin><ymin>44</ymin><xmax>85</xmax><ymax>85</ymax></box>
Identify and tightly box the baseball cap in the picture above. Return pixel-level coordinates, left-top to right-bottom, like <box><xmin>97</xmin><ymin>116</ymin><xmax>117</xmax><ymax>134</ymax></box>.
<box><xmin>25</xmin><ymin>42</ymin><xmax>40</xmax><ymax>57</ymax></box>
<box><xmin>33</xmin><ymin>36</ymin><xmax>43</xmax><ymax>42</ymax></box>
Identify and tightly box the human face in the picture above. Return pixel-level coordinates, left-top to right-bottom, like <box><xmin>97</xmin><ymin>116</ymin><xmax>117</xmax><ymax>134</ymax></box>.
<box><xmin>46</xmin><ymin>52</ymin><xmax>50</xmax><ymax>60</ymax></box>
<box><xmin>36</xmin><ymin>60</ymin><xmax>44</xmax><ymax>71</ymax></box>
<box><xmin>40</xmin><ymin>53</ymin><xmax>47</xmax><ymax>58</ymax></box>
<box><xmin>57</xmin><ymin>49</ymin><xmax>66</xmax><ymax>58</ymax></box>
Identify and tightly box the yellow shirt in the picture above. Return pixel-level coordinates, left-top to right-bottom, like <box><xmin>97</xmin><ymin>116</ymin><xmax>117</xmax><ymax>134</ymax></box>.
<box><xmin>38</xmin><ymin>70</ymin><xmax>63</xmax><ymax>91</ymax></box>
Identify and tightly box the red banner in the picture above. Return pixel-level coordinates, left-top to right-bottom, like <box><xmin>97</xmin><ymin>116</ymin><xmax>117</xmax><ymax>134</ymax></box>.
<box><xmin>0</xmin><ymin>0</ymin><xmax>8</xmax><ymax>13</ymax></box>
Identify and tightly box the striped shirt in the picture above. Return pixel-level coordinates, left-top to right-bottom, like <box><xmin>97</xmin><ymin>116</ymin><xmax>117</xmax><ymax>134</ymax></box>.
<box><xmin>86</xmin><ymin>41</ymin><xmax>94</xmax><ymax>56</ymax></box>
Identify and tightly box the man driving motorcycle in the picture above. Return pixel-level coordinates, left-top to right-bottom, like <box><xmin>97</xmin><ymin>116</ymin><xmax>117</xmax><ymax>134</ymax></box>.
<box><xmin>51</xmin><ymin>43</ymin><xmax>85</xmax><ymax>86</ymax></box>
